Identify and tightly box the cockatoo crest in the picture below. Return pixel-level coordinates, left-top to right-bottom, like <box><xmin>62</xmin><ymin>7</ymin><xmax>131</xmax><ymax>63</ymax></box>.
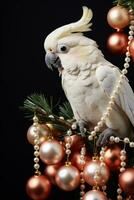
<box><xmin>44</xmin><ymin>6</ymin><xmax>93</xmax><ymax>50</ymax></box>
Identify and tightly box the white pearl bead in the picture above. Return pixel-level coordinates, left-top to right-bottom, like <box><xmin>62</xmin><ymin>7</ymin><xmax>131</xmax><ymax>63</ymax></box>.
<box><xmin>88</xmin><ymin>135</ymin><xmax>93</xmax><ymax>141</ymax></box>
<box><xmin>109</xmin><ymin>136</ymin><xmax>115</xmax><ymax>142</ymax></box>
<box><xmin>126</xmin><ymin>52</ymin><xmax>131</xmax><ymax>57</ymax></box>
<box><xmin>114</xmin><ymin>137</ymin><xmax>120</xmax><ymax>143</ymax></box>
<box><xmin>48</xmin><ymin>115</ymin><xmax>54</xmax><ymax>119</ymax></box>
<box><xmin>117</xmin><ymin>188</ymin><xmax>122</xmax><ymax>194</ymax></box>
<box><xmin>65</xmin><ymin>143</ymin><xmax>71</xmax><ymax>148</ymax></box>
<box><xmin>129</xmin><ymin>142</ymin><xmax>134</xmax><ymax>148</ymax></box>
<box><xmin>97</xmin><ymin>121</ymin><xmax>104</xmax><ymax>127</ymax></box>
<box><xmin>34</xmin><ymin>151</ymin><xmax>39</xmax><ymax>156</ymax></box>
<box><xmin>34</xmin><ymin>157</ymin><xmax>39</xmax><ymax>162</ymax></box>
<box><xmin>128</xmin><ymin>35</ymin><xmax>133</xmax><ymax>41</ymax></box>
<box><xmin>71</xmin><ymin>123</ymin><xmax>77</xmax><ymax>130</ymax></box>
<box><xmin>124</xmin><ymin>137</ymin><xmax>130</xmax><ymax>143</ymax></box>
<box><xmin>125</xmin><ymin>57</ymin><xmax>131</xmax><ymax>63</ymax></box>
<box><xmin>94</xmin><ymin>126</ymin><xmax>100</xmax><ymax>132</ymax></box>
<box><xmin>120</xmin><ymin>150</ymin><xmax>126</xmax><ymax>155</ymax></box>
<box><xmin>34</xmin><ymin>163</ymin><xmax>40</xmax><ymax>169</ymax></box>
<box><xmin>124</xmin><ymin>63</ymin><xmax>129</xmax><ymax>68</ymax></box>
<box><xmin>91</xmin><ymin>131</ymin><xmax>96</xmax><ymax>136</ymax></box>
<box><xmin>59</xmin><ymin>116</ymin><xmax>64</xmax><ymax>120</ymax></box>
<box><xmin>127</xmin><ymin>46</ymin><xmax>130</xmax><ymax>51</ymax></box>
<box><xmin>130</xmin><ymin>25</ymin><xmax>134</xmax><ymax>30</ymax></box>
<box><xmin>66</xmin><ymin>149</ymin><xmax>71</xmax><ymax>154</ymax></box>
<box><xmin>120</xmin><ymin>162</ymin><xmax>126</xmax><ymax>167</ymax></box>
<box><xmin>100</xmin><ymin>117</ymin><xmax>105</xmax><ymax>122</ymax></box>
<box><xmin>120</xmin><ymin>155</ymin><xmax>126</xmax><ymax>161</ymax></box>
<box><xmin>34</xmin><ymin>145</ymin><xmax>39</xmax><ymax>150</ymax></box>
<box><xmin>122</xmin><ymin>69</ymin><xmax>128</xmax><ymax>75</ymax></box>
<box><xmin>120</xmin><ymin>167</ymin><xmax>125</xmax><ymax>172</ymax></box>
<box><xmin>129</xmin><ymin>30</ymin><xmax>134</xmax><ymax>35</ymax></box>
<box><xmin>67</xmin><ymin>130</ymin><xmax>72</xmax><ymax>135</ymax></box>
<box><xmin>107</xmin><ymin>107</ymin><xmax>112</xmax><ymax>112</ymax></box>
<box><xmin>100</xmin><ymin>156</ymin><xmax>104</xmax><ymax>161</ymax></box>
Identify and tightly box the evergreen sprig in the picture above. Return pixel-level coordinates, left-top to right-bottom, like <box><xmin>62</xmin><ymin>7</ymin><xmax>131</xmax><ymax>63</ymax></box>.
<box><xmin>59</xmin><ymin>101</ymin><xmax>74</xmax><ymax>120</ymax></box>
<box><xmin>114</xmin><ymin>0</ymin><xmax>134</xmax><ymax>11</ymax></box>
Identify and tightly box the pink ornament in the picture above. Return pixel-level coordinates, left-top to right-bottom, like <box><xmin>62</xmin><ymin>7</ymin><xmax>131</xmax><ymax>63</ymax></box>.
<box><xmin>26</xmin><ymin>175</ymin><xmax>51</xmax><ymax>200</ymax></box>
<box><xmin>83</xmin><ymin>160</ymin><xmax>110</xmax><ymax>186</ymax></box>
<box><xmin>55</xmin><ymin>165</ymin><xmax>80</xmax><ymax>191</ymax></box>
<box><xmin>83</xmin><ymin>190</ymin><xmax>108</xmax><ymax>200</ymax></box>
<box><xmin>39</xmin><ymin>140</ymin><xmax>65</xmax><ymax>165</ymax></box>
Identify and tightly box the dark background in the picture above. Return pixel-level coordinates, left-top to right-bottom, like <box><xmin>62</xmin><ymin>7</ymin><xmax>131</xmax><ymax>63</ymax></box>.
<box><xmin>1</xmin><ymin>0</ymin><xmax>134</xmax><ymax>200</ymax></box>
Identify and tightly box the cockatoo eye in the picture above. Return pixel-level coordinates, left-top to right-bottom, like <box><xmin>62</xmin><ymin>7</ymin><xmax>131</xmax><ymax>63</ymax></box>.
<box><xmin>58</xmin><ymin>44</ymin><xmax>69</xmax><ymax>53</ymax></box>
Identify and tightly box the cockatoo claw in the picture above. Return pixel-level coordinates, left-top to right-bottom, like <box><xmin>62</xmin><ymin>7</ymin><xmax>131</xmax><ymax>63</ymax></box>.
<box><xmin>96</xmin><ymin>128</ymin><xmax>117</xmax><ymax>147</ymax></box>
<box><xmin>77</xmin><ymin>120</ymin><xmax>87</xmax><ymax>137</ymax></box>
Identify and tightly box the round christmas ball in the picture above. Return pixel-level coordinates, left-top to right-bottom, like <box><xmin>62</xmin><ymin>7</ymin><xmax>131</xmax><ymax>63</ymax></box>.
<box><xmin>104</xmin><ymin>144</ymin><xmax>121</xmax><ymax>170</ymax></box>
<box><xmin>45</xmin><ymin>162</ymin><xmax>63</xmax><ymax>185</ymax></box>
<box><xmin>107</xmin><ymin>32</ymin><xmax>128</xmax><ymax>54</ymax></box>
<box><xmin>39</xmin><ymin>140</ymin><xmax>65</xmax><ymax>165</ymax></box>
<box><xmin>71</xmin><ymin>152</ymin><xmax>91</xmax><ymax>171</ymax></box>
<box><xmin>83</xmin><ymin>160</ymin><xmax>110</xmax><ymax>186</ymax></box>
<box><xmin>129</xmin><ymin>38</ymin><xmax>134</xmax><ymax>59</ymax></box>
<box><xmin>107</xmin><ymin>6</ymin><xmax>130</xmax><ymax>29</ymax></box>
<box><xmin>55</xmin><ymin>165</ymin><xmax>80</xmax><ymax>191</ymax></box>
<box><xmin>27</xmin><ymin>124</ymin><xmax>50</xmax><ymax>145</ymax></box>
<box><xmin>83</xmin><ymin>190</ymin><xmax>108</xmax><ymax>200</ymax></box>
<box><xmin>26</xmin><ymin>175</ymin><xmax>51</xmax><ymax>200</ymax></box>
<box><xmin>119</xmin><ymin>168</ymin><xmax>134</xmax><ymax>196</ymax></box>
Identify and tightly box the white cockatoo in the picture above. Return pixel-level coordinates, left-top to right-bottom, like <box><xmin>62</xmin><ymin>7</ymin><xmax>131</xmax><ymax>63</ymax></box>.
<box><xmin>44</xmin><ymin>6</ymin><xmax>134</xmax><ymax>146</ymax></box>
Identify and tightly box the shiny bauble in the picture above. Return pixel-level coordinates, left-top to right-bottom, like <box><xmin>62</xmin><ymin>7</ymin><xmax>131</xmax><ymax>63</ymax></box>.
<box><xmin>39</xmin><ymin>140</ymin><xmax>65</xmax><ymax>165</ymax></box>
<box><xmin>27</xmin><ymin>124</ymin><xmax>50</xmax><ymax>145</ymax></box>
<box><xmin>107</xmin><ymin>32</ymin><xmax>128</xmax><ymax>54</ymax></box>
<box><xmin>104</xmin><ymin>145</ymin><xmax>121</xmax><ymax>170</ymax></box>
<box><xmin>107</xmin><ymin>6</ymin><xmax>130</xmax><ymax>29</ymax></box>
<box><xmin>119</xmin><ymin>168</ymin><xmax>134</xmax><ymax>196</ymax></box>
<box><xmin>83</xmin><ymin>160</ymin><xmax>110</xmax><ymax>186</ymax></box>
<box><xmin>83</xmin><ymin>190</ymin><xmax>108</xmax><ymax>200</ymax></box>
<box><xmin>129</xmin><ymin>38</ymin><xmax>134</xmax><ymax>59</ymax></box>
<box><xmin>45</xmin><ymin>163</ymin><xmax>63</xmax><ymax>185</ymax></box>
<box><xmin>64</xmin><ymin>134</ymin><xmax>85</xmax><ymax>152</ymax></box>
<box><xmin>71</xmin><ymin>152</ymin><xmax>91</xmax><ymax>171</ymax></box>
<box><xmin>55</xmin><ymin>165</ymin><xmax>80</xmax><ymax>191</ymax></box>
<box><xmin>26</xmin><ymin>175</ymin><xmax>51</xmax><ymax>200</ymax></box>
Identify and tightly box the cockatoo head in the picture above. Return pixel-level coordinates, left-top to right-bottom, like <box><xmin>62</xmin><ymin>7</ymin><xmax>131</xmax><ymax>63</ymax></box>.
<box><xmin>44</xmin><ymin>6</ymin><xmax>101</xmax><ymax>74</ymax></box>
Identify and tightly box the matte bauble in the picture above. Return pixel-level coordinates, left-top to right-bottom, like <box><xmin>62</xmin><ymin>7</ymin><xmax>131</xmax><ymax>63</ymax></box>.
<box><xmin>27</xmin><ymin>124</ymin><xmax>50</xmax><ymax>145</ymax></box>
<box><xmin>104</xmin><ymin>145</ymin><xmax>121</xmax><ymax>170</ymax></box>
<box><xmin>107</xmin><ymin>32</ymin><xmax>128</xmax><ymax>54</ymax></box>
<box><xmin>64</xmin><ymin>135</ymin><xmax>85</xmax><ymax>152</ymax></box>
<box><xmin>39</xmin><ymin>140</ymin><xmax>65</xmax><ymax>165</ymax></box>
<box><xmin>83</xmin><ymin>160</ymin><xmax>110</xmax><ymax>186</ymax></box>
<box><xmin>71</xmin><ymin>152</ymin><xmax>91</xmax><ymax>171</ymax></box>
<box><xmin>45</xmin><ymin>163</ymin><xmax>63</xmax><ymax>184</ymax></box>
<box><xmin>129</xmin><ymin>38</ymin><xmax>134</xmax><ymax>59</ymax></box>
<box><xmin>26</xmin><ymin>175</ymin><xmax>51</xmax><ymax>200</ymax></box>
<box><xmin>83</xmin><ymin>190</ymin><xmax>108</xmax><ymax>200</ymax></box>
<box><xmin>107</xmin><ymin>6</ymin><xmax>130</xmax><ymax>29</ymax></box>
<box><xmin>119</xmin><ymin>168</ymin><xmax>134</xmax><ymax>196</ymax></box>
<box><xmin>55</xmin><ymin>165</ymin><xmax>80</xmax><ymax>191</ymax></box>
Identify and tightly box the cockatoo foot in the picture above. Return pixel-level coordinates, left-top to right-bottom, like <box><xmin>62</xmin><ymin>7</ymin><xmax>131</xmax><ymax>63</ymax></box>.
<box><xmin>96</xmin><ymin>128</ymin><xmax>117</xmax><ymax>147</ymax></box>
<box><xmin>76</xmin><ymin>120</ymin><xmax>87</xmax><ymax>137</ymax></box>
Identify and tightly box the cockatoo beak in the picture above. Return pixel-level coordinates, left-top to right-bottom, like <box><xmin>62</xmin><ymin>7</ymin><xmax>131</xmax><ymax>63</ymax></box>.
<box><xmin>45</xmin><ymin>52</ymin><xmax>63</xmax><ymax>76</ymax></box>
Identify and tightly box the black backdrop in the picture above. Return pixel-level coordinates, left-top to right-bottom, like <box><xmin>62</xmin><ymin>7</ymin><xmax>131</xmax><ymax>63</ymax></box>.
<box><xmin>1</xmin><ymin>0</ymin><xmax>134</xmax><ymax>200</ymax></box>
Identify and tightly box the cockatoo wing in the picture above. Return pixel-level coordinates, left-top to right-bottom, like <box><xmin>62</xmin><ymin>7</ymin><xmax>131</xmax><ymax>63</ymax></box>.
<box><xmin>96</xmin><ymin>65</ymin><xmax>134</xmax><ymax>126</ymax></box>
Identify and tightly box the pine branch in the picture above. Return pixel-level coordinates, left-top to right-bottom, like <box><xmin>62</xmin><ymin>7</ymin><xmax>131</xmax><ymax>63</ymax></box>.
<box><xmin>21</xmin><ymin>93</ymin><xmax>73</xmax><ymax>132</ymax></box>
<box><xmin>59</xmin><ymin>101</ymin><xmax>74</xmax><ymax>120</ymax></box>
<box><xmin>114</xmin><ymin>0</ymin><xmax>134</xmax><ymax>11</ymax></box>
